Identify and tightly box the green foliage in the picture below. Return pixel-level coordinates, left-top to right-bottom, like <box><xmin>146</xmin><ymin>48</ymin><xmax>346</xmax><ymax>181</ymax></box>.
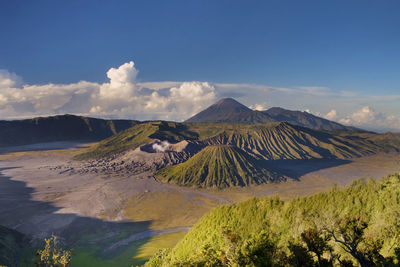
<box><xmin>146</xmin><ymin>174</ymin><xmax>400</xmax><ymax>266</ymax></box>
<box><xmin>301</xmin><ymin>228</ymin><xmax>332</xmax><ymax>266</ymax></box>
<box><xmin>287</xmin><ymin>242</ymin><xmax>315</xmax><ymax>267</ymax></box>
<box><xmin>239</xmin><ymin>230</ymin><xmax>276</xmax><ymax>266</ymax></box>
<box><xmin>36</xmin><ymin>236</ymin><xmax>73</xmax><ymax>267</ymax></box>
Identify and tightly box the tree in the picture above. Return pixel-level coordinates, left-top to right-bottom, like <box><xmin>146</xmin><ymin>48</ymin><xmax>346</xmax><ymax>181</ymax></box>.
<box><xmin>240</xmin><ymin>230</ymin><xmax>275</xmax><ymax>266</ymax></box>
<box><xmin>36</xmin><ymin>236</ymin><xmax>73</xmax><ymax>267</ymax></box>
<box><xmin>324</xmin><ymin>216</ymin><xmax>378</xmax><ymax>267</ymax></box>
<box><xmin>301</xmin><ymin>228</ymin><xmax>332</xmax><ymax>266</ymax></box>
<box><xmin>287</xmin><ymin>242</ymin><xmax>315</xmax><ymax>267</ymax></box>
<box><xmin>197</xmin><ymin>244</ymin><xmax>225</xmax><ymax>266</ymax></box>
<box><xmin>221</xmin><ymin>227</ymin><xmax>241</xmax><ymax>266</ymax></box>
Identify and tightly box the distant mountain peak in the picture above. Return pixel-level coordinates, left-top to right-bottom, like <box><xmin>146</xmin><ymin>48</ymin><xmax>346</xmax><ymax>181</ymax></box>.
<box><xmin>185</xmin><ymin>98</ymin><xmax>272</xmax><ymax>123</ymax></box>
<box><xmin>186</xmin><ymin>98</ymin><xmax>359</xmax><ymax>132</ymax></box>
<box><xmin>212</xmin><ymin>98</ymin><xmax>250</xmax><ymax>110</ymax></box>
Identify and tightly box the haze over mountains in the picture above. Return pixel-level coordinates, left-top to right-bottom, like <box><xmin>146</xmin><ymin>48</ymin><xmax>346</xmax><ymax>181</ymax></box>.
<box><xmin>0</xmin><ymin>115</ymin><xmax>138</xmax><ymax>147</ymax></box>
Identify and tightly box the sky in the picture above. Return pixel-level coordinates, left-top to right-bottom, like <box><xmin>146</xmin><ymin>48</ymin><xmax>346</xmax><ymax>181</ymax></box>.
<box><xmin>0</xmin><ymin>0</ymin><xmax>399</xmax><ymax>131</ymax></box>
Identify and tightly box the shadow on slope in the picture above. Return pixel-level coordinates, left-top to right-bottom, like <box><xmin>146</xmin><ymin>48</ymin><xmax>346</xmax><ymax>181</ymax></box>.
<box><xmin>272</xmin><ymin>158</ymin><xmax>353</xmax><ymax>180</ymax></box>
<box><xmin>0</xmin><ymin>167</ymin><xmax>157</xmax><ymax>266</ymax></box>
<box><xmin>0</xmin><ymin>141</ymin><xmax>90</xmax><ymax>155</ymax></box>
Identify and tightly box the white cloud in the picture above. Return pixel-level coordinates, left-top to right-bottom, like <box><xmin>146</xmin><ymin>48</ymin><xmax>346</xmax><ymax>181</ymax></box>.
<box><xmin>0</xmin><ymin>69</ymin><xmax>23</xmax><ymax>88</ymax></box>
<box><xmin>339</xmin><ymin>106</ymin><xmax>378</xmax><ymax>126</ymax></box>
<box><xmin>0</xmin><ymin>65</ymin><xmax>399</xmax><ymax>131</ymax></box>
<box><xmin>350</xmin><ymin>106</ymin><xmax>376</xmax><ymax>125</ymax></box>
<box><xmin>304</xmin><ymin>109</ymin><xmax>322</xmax><ymax>117</ymax></box>
<box><xmin>339</xmin><ymin>106</ymin><xmax>400</xmax><ymax>131</ymax></box>
<box><xmin>108</xmin><ymin>61</ymin><xmax>138</xmax><ymax>86</ymax></box>
<box><xmin>249</xmin><ymin>103</ymin><xmax>267</xmax><ymax>111</ymax></box>
<box><xmin>145</xmin><ymin>82</ymin><xmax>216</xmax><ymax>118</ymax></box>
<box><xmin>325</xmin><ymin>109</ymin><xmax>338</xmax><ymax>120</ymax></box>
<box><xmin>137</xmin><ymin>81</ymin><xmax>182</xmax><ymax>90</ymax></box>
<box><xmin>0</xmin><ymin>61</ymin><xmax>216</xmax><ymax>121</ymax></box>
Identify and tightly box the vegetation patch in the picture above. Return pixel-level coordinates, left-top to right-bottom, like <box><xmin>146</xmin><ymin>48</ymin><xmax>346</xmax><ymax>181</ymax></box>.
<box><xmin>147</xmin><ymin>174</ymin><xmax>400</xmax><ymax>266</ymax></box>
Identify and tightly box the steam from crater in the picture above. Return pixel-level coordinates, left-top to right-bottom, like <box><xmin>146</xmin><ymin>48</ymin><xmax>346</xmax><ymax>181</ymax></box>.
<box><xmin>152</xmin><ymin>141</ymin><xmax>170</xmax><ymax>152</ymax></box>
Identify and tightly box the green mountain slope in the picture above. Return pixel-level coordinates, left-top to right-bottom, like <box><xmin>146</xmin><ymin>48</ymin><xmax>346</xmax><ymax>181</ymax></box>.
<box><xmin>0</xmin><ymin>114</ymin><xmax>138</xmax><ymax>147</ymax></box>
<box><xmin>155</xmin><ymin>145</ymin><xmax>285</xmax><ymax>188</ymax></box>
<box><xmin>341</xmin><ymin>131</ymin><xmax>400</xmax><ymax>153</ymax></box>
<box><xmin>147</xmin><ymin>174</ymin><xmax>400</xmax><ymax>266</ymax></box>
<box><xmin>203</xmin><ymin>122</ymin><xmax>379</xmax><ymax>160</ymax></box>
<box><xmin>75</xmin><ymin>121</ymin><xmax>198</xmax><ymax>160</ymax></box>
<box><xmin>76</xmin><ymin>121</ymin><xmax>390</xmax><ymax>161</ymax></box>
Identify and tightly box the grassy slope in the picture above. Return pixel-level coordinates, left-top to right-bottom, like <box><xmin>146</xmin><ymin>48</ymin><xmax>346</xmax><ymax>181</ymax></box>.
<box><xmin>76</xmin><ymin>121</ymin><xmax>384</xmax><ymax>161</ymax></box>
<box><xmin>74</xmin><ymin>121</ymin><xmax>198</xmax><ymax>160</ymax></box>
<box><xmin>148</xmin><ymin>174</ymin><xmax>400</xmax><ymax>265</ymax></box>
<box><xmin>341</xmin><ymin>132</ymin><xmax>400</xmax><ymax>153</ymax></box>
<box><xmin>123</xmin><ymin>191</ymin><xmax>221</xmax><ymax>230</ymax></box>
<box><xmin>202</xmin><ymin>122</ymin><xmax>380</xmax><ymax>160</ymax></box>
<box><xmin>133</xmin><ymin>231</ymin><xmax>188</xmax><ymax>261</ymax></box>
<box><xmin>155</xmin><ymin>145</ymin><xmax>284</xmax><ymax>188</ymax></box>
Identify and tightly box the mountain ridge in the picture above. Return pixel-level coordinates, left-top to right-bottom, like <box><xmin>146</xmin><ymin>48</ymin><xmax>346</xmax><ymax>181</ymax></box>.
<box><xmin>75</xmin><ymin>121</ymin><xmax>391</xmax><ymax>162</ymax></box>
<box><xmin>0</xmin><ymin>114</ymin><xmax>138</xmax><ymax>147</ymax></box>
<box><xmin>186</xmin><ymin>98</ymin><xmax>360</xmax><ymax>132</ymax></box>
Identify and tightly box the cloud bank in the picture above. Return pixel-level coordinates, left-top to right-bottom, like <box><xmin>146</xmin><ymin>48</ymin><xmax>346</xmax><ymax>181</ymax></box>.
<box><xmin>339</xmin><ymin>106</ymin><xmax>400</xmax><ymax>131</ymax></box>
<box><xmin>0</xmin><ymin>61</ymin><xmax>216</xmax><ymax>121</ymax></box>
<box><xmin>0</xmin><ymin>61</ymin><xmax>399</xmax><ymax>132</ymax></box>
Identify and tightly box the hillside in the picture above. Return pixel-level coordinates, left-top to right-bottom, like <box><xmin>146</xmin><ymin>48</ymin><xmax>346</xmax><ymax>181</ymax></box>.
<box><xmin>0</xmin><ymin>114</ymin><xmax>138</xmax><ymax>147</ymax></box>
<box><xmin>76</xmin><ymin>121</ymin><xmax>384</xmax><ymax>162</ymax></box>
<box><xmin>263</xmin><ymin>107</ymin><xmax>358</xmax><ymax>132</ymax></box>
<box><xmin>0</xmin><ymin>225</ymin><xmax>28</xmax><ymax>266</ymax></box>
<box><xmin>147</xmin><ymin>174</ymin><xmax>400</xmax><ymax>266</ymax></box>
<box><xmin>341</xmin><ymin>131</ymin><xmax>400</xmax><ymax>153</ymax></box>
<box><xmin>202</xmin><ymin>122</ymin><xmax>379</xmax><ymax>160</ymax></box>
<box><xmin>185</xmin><ymin>98</ymin><xmax>358</xmax><ymax>132</ymax></box>
<box><xmin>73</xmin><ymin>120</ymin><xmax>395</xmax><ymax>189</ymax></box>
<box><xmin>155</xmin><ymin>145</ymin><xmax>285</xmax><ymax>188</ymax></box>
<box><xmin>75</xmin><ymin>121</ymin><xmax>198</xmax><ymax>160</ymax></box>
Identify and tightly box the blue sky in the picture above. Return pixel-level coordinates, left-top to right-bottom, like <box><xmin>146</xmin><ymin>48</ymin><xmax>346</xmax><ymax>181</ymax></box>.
<box><xmin>0</xmin><ymin>1</ymin><xmax>399</xmax><ymax>131</ymax></box>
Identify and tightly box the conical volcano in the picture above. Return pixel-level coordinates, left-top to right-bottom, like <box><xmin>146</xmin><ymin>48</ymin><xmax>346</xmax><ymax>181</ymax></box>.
<box><xmin>155</xmin><ymin>145</ymin><xmax>285</xmax><ymax>188</ymax></box>
<box><xmin>185</xmin><ymin>98</ymin><xmax>275</xmax><ymax>124</ymax></box>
